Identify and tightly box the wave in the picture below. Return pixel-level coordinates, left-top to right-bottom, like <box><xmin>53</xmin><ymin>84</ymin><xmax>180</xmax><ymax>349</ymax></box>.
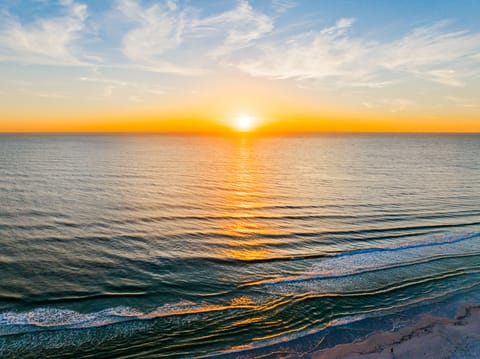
<box><xmin>2</xmin><ymin>282</ymin><xmax>479</xmax><ymax>357</ymax></box>
<box><xmin>1</xmin><ymin>231</ymin><xmax>479</xmax><ymax>359</ymax></box>
<box><xmin>205</xmin><ymin>283</ymin><xmax>480</xmax><ymax>358</ymax></box>
<box><xmin>92</xmin><ymin>211</ymin><xmax>480</xmax><ymax>225</ymax></box>
<box><xmin>239</xmin><ymin>232</ymin><xmax>480</xmax><ymax>294</ymax></box>
<box><xmin>17</xmin><ymin>230</ymin><xmax>473</xmax><ymax>270</ymax></box>
<box><xmin>3</xmin><ymin>209</ymin><xmax>479</xmax><ymax>241</ymax></box>
<box><xmin>246</xmin><ymin>252</ymin><xmax>480</xmax><ymax>287</ymax></box>
<box><xmin>0</xmin><ymin>300</ymin><xmax>254</xmax><ymax>337</ymax></box>
<box><xmin>333</xmin><ymin>231</ymin><xmax>480</xmax><ymax>257</ymax></box>
<box><xmin>2</xmin><ymin>233</ymin><xmax>479</xmax><ymax>331</ymax></box>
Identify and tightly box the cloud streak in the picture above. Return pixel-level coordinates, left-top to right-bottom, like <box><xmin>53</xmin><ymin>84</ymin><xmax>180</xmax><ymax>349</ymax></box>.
<box><xmin>118</xmin><ymin>0</ymin><xmax>186</xmax><ymax>62</ymax></box>
<box><xmin>234</xmin><ymin>18</ymin><xmax>371</xmax><ymax>82</ymax></box>
<box><xmin>0</xmin><ymin>0</ymin><xmax>90</xmax><ymax>66</ymax></box>
<box><xmin>381</xmin><ymin>21</ymin><xmax>480</xmax><ymax>87</ymax></box>
<box><xmin>233</xmin><ymin>19</ymin><xmax>480</xmax><ymax>88</ymax></box>
<box><xmin>195</xmin><ymin>0</ymin><xmax>274</xmax><ymax>57</ymax></box>
<box><xmin>79</xmin><ymin>76</ymin><xmax>167</xmax><ymax>98</ymax></box>
<box><xmin>115</xmin><ymin>0</ymin><xmax>274</xmax><ymax>73</ymax></box>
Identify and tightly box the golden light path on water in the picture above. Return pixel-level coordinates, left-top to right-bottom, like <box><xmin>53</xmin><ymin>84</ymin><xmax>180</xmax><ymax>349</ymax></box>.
<box><xmin>214</xmin><ymin>136</ymin><xmax>287</xmax><ymax>262</ymax></box>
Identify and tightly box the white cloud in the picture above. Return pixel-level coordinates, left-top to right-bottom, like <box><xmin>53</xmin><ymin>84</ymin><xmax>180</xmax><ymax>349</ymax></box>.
<box><xmin>0</xmin><ymin>0</ymin><xmax>90</xmax><ymax>66</ymax></box>
<box><xmin>383</xmin><ymin>98</ymin><xmax>414</xmax><ymax>112</ymax></box>
<box><xmin>118</xmin><ymin>0</ymin><xmax>185</xmax><ymax>62</ymax></box>
<box><xmin>381</xmin><ymin>22</ymin><xmax>480</xmax><ymax>86</ymax></box>
<box><xmin>167</xmin><ymin>0</ymin><xmax>177</xmax><ymax>11</ymax></box>
<box><xmin>113</xmin><ymin>0</ymin><xmax>211</xmax><ymax>75</ymax></box>
<box><xmin>361</xmin><ymin>98</ymin><xmax>414</xmax><ymax>112</ymax></box>
<box><xmin>271</xmin><ymin>0</ymin><xmax>296</xmax><ymax>14</ymax></box>
<box><xmin>233</xmin><ymin>19</ymin><xmax>480</xmax><ymax>88</ymax></box>
<box><xmin>19</xmin><ymin>88</ymin><xmax>66</xmax><ymax>99</ymax></box>
<box><xmin>116</xmin><ymin>0</ymin><xmax>274</xmax><ymax>72</ymax></box>
<box><xmin>106</xmin><ymin>62</ymin><xmax>206</xmax><ymax>76</ymax></box>
<box><xmin>0</xmin><ymin>0</ymin><xmax>275</xmax><ymax>74</ymax></box>
<box><xmin>350</xmin><ymin>80</ymin><xmax>397</xmax><ymax>88</ymax></box>
<box><xmin>0</xmin><ymin>0</ymin><xmax>272</xmax><ymax>74</ymax></box>
<box><xmin>235</xmin><ymin>17</ymin><xmax>371</xmax><ymax>82</ymax></box>
<box><xmin>445</xmin><ymin>96</ymin><xmax>477</xmax><ymax>108</ymax></box>
<box><xmin>198</xmin><ymin>0</ymin><xmax>274</xmax><ymax>57</ymax></box>
<box><xmin>80</xmin><ymin>76</ymin><xmax>134</xmax><ymax>97</ymax></box>
<box><xmin>382</xmin><ymin>22</ymin><xmax>479</xmax><ymax>69</ymax></box>
<box><xmin>79</xmin><ymin>76</ymin><xmax>167</xmax><ymax>98</ymax></box>
<box><xmin>320</xmin><ymin>18</ymin><xmax>355</xmax><ymax>36</ymax></box>
<box><xmin>414</xmin><ymin>69</ymin><xmax>464</xmax><ymax>87</ymax></box>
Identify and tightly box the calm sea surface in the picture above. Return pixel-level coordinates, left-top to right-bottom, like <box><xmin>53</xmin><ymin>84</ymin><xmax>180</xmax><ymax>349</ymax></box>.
<box><xmin>0</xmin><ymin>134</ymin><xmax>480</xmax><ymax>358</ymax></box>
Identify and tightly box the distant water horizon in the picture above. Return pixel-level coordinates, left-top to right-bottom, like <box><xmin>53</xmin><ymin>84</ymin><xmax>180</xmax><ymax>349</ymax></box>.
<box><xmin>1</xmin><ymin>133</ymin><xmax>479</xmax><ymax>358</ymax></box>
<box><xmin>1</xmin><ymin>131</ymin><xmax>479</xmax><ymax>135</ymax></box>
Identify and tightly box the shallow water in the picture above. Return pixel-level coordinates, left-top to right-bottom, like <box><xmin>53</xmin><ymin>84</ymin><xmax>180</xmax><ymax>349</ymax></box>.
<box><xmin>0</xmin><ymin>134</ymin><xmax>479</xmax><ymax>358</ymax></box>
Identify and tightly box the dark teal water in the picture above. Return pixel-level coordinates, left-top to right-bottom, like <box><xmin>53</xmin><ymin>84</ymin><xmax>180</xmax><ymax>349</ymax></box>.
<box><xmin>0</xmin><ymin>134</ymin><xmax>479</xmax><ymax>358</ymax></box>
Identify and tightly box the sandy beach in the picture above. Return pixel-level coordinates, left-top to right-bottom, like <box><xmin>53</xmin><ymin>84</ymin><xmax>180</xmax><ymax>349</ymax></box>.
<box><xmin>314</xmin><ymin>305</ymin><xmax>480</xmax><ymax>359</ymax></box>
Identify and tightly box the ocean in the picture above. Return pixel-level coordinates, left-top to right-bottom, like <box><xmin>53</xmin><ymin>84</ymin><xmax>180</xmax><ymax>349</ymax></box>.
<box><xmin>0</xmin><ymin>134</ymin><xmax>479</xmax><ymax>358</ymax></box>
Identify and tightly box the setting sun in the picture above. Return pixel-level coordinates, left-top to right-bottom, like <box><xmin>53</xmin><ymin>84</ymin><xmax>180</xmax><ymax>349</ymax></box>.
<box><xmin>234</xmin><ymin>115</ymin><xmax>256</xmax><ymax>132</ymax></box>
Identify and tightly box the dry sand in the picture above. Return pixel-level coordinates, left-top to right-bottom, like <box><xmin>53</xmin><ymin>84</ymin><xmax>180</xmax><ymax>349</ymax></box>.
<box><xmin>313</xmin><ymin>305</ymin><xmax>480</xmax><ymax>359</ymax></box>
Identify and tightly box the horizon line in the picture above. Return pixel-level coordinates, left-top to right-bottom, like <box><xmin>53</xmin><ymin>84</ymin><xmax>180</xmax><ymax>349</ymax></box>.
<box><xmin>1</xmin><ymin>131</ymin><xmax>479</xmax><ymax>136</ymax></box>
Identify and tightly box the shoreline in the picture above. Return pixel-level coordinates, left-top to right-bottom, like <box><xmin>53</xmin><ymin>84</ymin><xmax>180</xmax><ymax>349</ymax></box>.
<box><xmin>313</xmin><ymin>304</ymin><xmax>480</xmax><ymax>359</ymax></box>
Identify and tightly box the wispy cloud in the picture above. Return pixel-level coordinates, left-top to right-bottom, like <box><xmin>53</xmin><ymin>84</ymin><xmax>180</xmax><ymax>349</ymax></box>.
<box><xmin>233</xmin><ymin>18</ymin><xmax>480</xmax><ymax>88</ymax></box>
<box><xmin>0</xmin><ymin>0</ymin><xmax>214</xmax><ymax>74</ymax></box>
<box><xmin>362</xmin><ymin>98</ymin><xmax>414</xmax><ymax>112</ymax></box>
<box><xmin>106</xmin><ymin>62</ymin><xmax>207</xmax><ymax>76</ymax></box>
<box><xmin>0</xmin><ymin>0</ymin><xmax>90</xmax><ymax>66</ymax></box>
<box><xmin>383</xmin><ymin>98</ymin><xmax>414</xmax><ymax>113</ymax></box>
<box><xmin>271</xmin><ymin>0</ymin><xmax>296</xmax><ymax>14</ymax></box>
<box><xmin>196</xmin><ymin>0</ymin><xmax>274</xmax><ymax>57</ymax></box>
<box><xmin>118</xmin><ymin>0</ymin><xmax>185</xmax><ymax>62</ymax></box>
<box><xmin>19</xmin><ymin>88</ymin><xmax>66</xmax><ymax>99</ymax></box>
<box><xmin>445</xmin><ymin>95</ymin><xmax>477</xmax><ymax>108</ymax></box>
<box><xmin>115</xmin><ymin>0</ymin><xmax>274</xmax><ymax>72</ymax></box>
<box><xmin>381</xmin><ymin>21</ymin><xmax>480</xmax><ymax>87</ymax></box>
<box><xmin>80</xmin><ymin>76</ymin><xmax>133</xmax><ymax>87</ymax></box>
<box><xmin>234</xmin><ymin>18</ymin><xmax>372</xmax><ymax>82</ymax></box>
<box><xmin>79</xmin><ymin>76</ymin><xmax>167</xmax><ymax>98</ymax></box>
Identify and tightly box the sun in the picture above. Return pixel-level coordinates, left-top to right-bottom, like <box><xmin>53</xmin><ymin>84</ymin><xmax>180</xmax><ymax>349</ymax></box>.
<box><xmin>233</xmin><ymin>115</ymin><xmax>255</xmax><ymax>132</ymax></box>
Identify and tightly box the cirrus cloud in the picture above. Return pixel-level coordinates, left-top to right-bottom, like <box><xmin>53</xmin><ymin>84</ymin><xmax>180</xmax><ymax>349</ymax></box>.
<box><xmin>233</xmin><ymin>19</ymin><xmax>480</xmax><ymax>88</ymax></box>
<box><xmin>0</xmin><ymin>0</ymin><xmax>90</xmax><ymax>66</ymax></box>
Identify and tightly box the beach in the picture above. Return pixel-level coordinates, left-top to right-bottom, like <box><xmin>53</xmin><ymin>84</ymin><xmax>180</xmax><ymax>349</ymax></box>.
<box><xmin>315</xmin><ymin>304</ymin><xmax>480</xmax><ymax>359</ymax></box>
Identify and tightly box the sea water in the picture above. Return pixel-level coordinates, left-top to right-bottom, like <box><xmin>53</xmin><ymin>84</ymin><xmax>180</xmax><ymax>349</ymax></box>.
<box><xmin>0</xmin><ymin>134</ymin><xmax>479</xmax><ymax>358</ymax></box>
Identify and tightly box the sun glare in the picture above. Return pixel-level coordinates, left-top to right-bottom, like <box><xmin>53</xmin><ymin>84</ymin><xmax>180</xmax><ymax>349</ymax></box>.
<box><xmin>234</xmin><ymin>115</ymin><xmax>255</xmax><ymax>132</ymax></box>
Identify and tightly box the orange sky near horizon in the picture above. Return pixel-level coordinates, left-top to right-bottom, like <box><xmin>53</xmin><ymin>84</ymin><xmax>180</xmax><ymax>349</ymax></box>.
<box><xmin>2</xmin><ymin>67</ymin><xmax>479</xmax><ymax>134</ymax></box>
<box><xmin>2</xmin><ymin>112</ymin><xmax>479</xmax><ymax>134</ymax></box>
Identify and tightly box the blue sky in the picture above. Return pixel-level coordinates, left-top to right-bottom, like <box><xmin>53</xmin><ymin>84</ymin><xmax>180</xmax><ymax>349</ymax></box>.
<box><xmin>0</xmin><ymin>0</ymin><xmax>479</xmax><ymax>130</ymax></box>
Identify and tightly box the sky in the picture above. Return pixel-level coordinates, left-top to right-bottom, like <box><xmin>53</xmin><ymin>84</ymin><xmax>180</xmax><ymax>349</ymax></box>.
<box><xmin>0</xmin><ymin>0</ymin><xmax>479</xmax><ymax>133</ymax></box>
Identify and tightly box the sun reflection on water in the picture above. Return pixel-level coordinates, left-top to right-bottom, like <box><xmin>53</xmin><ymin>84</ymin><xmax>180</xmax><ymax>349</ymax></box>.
<box><xmin>215</xmin><ymin>136</ymin><xmax>284</xmax><ymax>261</ymax></box>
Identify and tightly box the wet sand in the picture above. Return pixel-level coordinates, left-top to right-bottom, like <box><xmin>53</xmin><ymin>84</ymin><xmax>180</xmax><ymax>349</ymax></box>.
<box><xmin>313</xmin><ymin>305</ymin><xmax>480</xmax><ymax>359</ymax></box>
